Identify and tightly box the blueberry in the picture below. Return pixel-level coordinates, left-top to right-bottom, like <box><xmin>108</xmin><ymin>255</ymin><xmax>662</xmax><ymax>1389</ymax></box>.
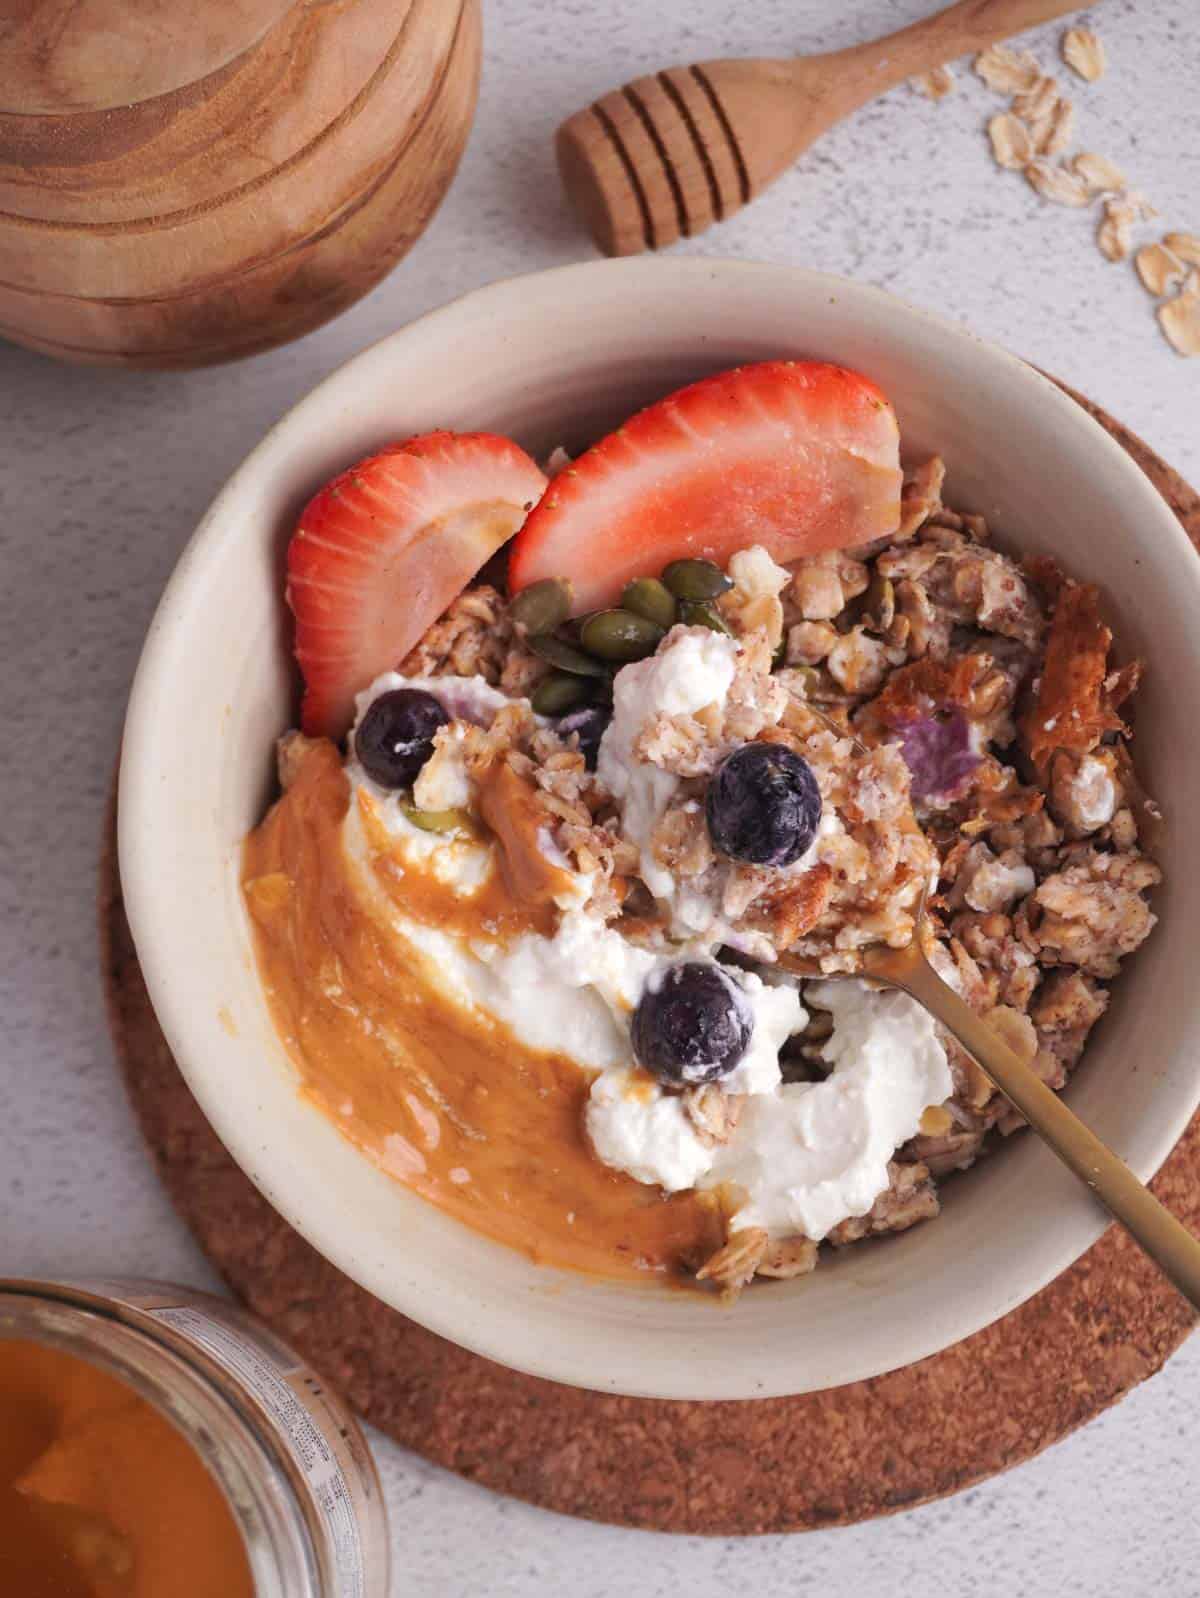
<box><xmin>706</xmin><ymin>742</ymin><xmax>822</xmax><ymax>867</ymax></box>
<box><xmin>555</xmin><ymin>704</ymin><xmax>610</xmax><ymax>770</ymax></box>
<box><xmin>631</xmin><ymin>963</ymin><xmax>753</xmax><ymax>1086</ymax></box>
<box><xmin>354</xmin><ymin>688</ymin><xmax>449</xmax><ymax>789</ymax></box>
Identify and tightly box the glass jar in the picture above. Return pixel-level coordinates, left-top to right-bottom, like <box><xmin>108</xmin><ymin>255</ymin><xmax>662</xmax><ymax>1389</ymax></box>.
<box><xmin>0</xmin><ymin>1277</ymin><xmax>390</xmax><ymax>1598</ymax></box>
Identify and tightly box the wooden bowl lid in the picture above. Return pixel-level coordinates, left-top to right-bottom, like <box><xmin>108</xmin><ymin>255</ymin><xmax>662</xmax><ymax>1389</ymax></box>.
<box><xmin>0</xmin><ymin>0</ymin><xmax>296</xmax><ymax>114</ymax></box>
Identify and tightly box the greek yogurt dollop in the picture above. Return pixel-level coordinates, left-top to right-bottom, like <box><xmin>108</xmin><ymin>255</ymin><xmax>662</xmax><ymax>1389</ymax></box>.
<box><xmin>584</xmin><ymin>980</ymin><xmax>950</xmax><ymax>1239</ymax></box>
<box><xmin>596</xmin><ymin>627</ymin><xmax>739</xmax><ymax>917</ymax></box>
<box><xmin>711</xmin><ymin>981</ymin><xmax>951</xmax><ymax>1239</ymax></box>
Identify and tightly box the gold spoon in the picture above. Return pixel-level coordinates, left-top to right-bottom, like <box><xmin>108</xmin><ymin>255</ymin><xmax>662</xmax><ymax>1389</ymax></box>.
<box><xmin>758</xmin><ymin>700</ymin><xmax>1200</xmax><ymax>1309</ymax></box>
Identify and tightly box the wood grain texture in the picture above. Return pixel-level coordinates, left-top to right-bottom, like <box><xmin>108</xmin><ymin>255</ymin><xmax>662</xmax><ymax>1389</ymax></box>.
<box><xmin>0</xmin><ymin>0</ymin><xmax>481</xmax><ymax>367</ymax></box>
<box><xmin>0</xmin><ymin>0</ymin><xmax>295</xmax><ymax>114</ymax></box>
<box><xmin>557</xmin><ymin>0</ymin><xmax>1080</xmax><ymax>255</ymax></box>
<box><xmin>99</xmin><ymin>393</ymin><xmax>1200</xmax><ymax>1534</ymax></box>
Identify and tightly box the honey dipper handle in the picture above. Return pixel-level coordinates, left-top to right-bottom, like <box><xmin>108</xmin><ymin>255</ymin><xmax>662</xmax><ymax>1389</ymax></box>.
<box><xmin>820</xmin><ymin>0</ymin><xmax>1085</xmax><ymax>102</ymax></box>
<box><xmin>868</xmin><ymin>938</ymin><xmax>1200</xmax><ymax>1313</ymax></box>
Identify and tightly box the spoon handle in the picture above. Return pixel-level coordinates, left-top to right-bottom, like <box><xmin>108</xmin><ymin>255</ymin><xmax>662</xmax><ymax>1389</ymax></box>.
<box><xmin>868</xmin><ymin>940</ymin><xmax>1200</xmax><ymax>1311</ymax></box>
<box><xmin>821</xmin><ymin>0</ymin><xmax>1086</xmax><ymax>101</ymax></box>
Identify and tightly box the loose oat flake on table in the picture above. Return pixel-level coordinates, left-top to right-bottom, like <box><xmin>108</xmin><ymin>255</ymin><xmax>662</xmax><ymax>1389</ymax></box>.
<box><xmin>1097</xmin><ymin>192</ymin><xmax>1158</xmax><ymax>263</ymax></box>
<box><xmin>1025</xmin><ymin>158</ymin><xmax>1093</xmax><ymax>208</ymax></box>
<box><xmin>987</xmin><ymin>112</ymin><xmax>1033</xmax><ymax>170</ymax></box>
<box><xmin>242</xmin><ymin>361</ymin><xmax>1162</xmax><ymax>1301</ymax></box>
<box><xmin>1158</xmin><ymin>271</ymin><xmax>1200</xmax><ymax>357</ymax></box>
<box><xmin>1038</xmin><ymin>98</ymin><xmax>1076</xmax><ymax>158</ymax></box>
<box><xmin>1071</xmin><ymin>151</ymin><xmax>1126</xmax><ymax>195</ymax></box>
<box><xmin>973</xmin><ymin>42</ymin><xmax>1041</xmax><ymax>93</ymax></box>
<box><xmin>1061</xmin><ymin>26</ymin><xmax>1107</xmax><ymax>83</ymax></box>
<box><xmin>1164</xmin><ymin>232</ymin><xmax>1200</xmax><ymax>268</ymax></box>
<box><xmin>1136</xmin><ymin>243</ymin><xmax>1186</xmax><ymax>298</ymax></box>
<box><xmin>1011</xmin><ymin>74</ymin><xmax>1061</xmax><ymax>134</ymax></box>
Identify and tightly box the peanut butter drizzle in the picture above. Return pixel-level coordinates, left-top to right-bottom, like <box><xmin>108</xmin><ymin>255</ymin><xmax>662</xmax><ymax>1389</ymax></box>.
<box><xmin>0</xmin><ymin>1341</ymin><xmax>253</xmax><ymax>1598</ymax></box>
<box><xmin>243</xmin><ymin>742</ymin><xmax>721</xmax><ymax>1280</ymax></box>
<box><xmin>357</xmin><ymin>785</ymin><xmax>557</xmax><ymax>941</ymax></box>
<box><xmin>475</xmin><ymin>758</ymin><xmax>578</xmax><ymax>910</ymax></box>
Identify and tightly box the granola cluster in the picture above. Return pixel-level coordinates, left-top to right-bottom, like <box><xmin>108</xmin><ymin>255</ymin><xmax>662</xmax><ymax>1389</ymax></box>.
<box><xmin>632</xmin><ymin>623</ymin><xmax>936</xmax><ymax>964</ymax></box>
<box><xmin>376</xmin><ymin>459</ymin><xmax>1161</xmax><ymax>1294</ymax></box>
<box><xmin>398</xmin><ymin>584</ymin><xmax>548</xmax><ymax>698</ymax></box>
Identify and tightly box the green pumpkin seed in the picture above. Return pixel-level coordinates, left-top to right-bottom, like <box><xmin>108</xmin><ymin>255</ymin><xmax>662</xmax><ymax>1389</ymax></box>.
<box><xmin>679</xmin><ymin>599</ymin><xmax>733</xmax><ymax>636</ymax></box>
<box><xmin>861</xmin><ymin>573</ymin><xmax>895</xmax><ymax>632</ymax></box>
<box><xmin>400</xmin><ymin>803</ymin><xmax>475</xmax><ymax>835</ymax></box>
<box><xmin>580</xmin><ymin>608</ymin><xmax>666</xmax><ymax>662</ymax></box>
<box><xmin>531</xmin><ymin>672</ymin><xmax>591</xmax><ymax>715</ymax></box>
<box><xmin>620</xmin><ymin>577</ymin><xmax>677</xmax><ymax>630</ymax></box>
<box><xmin>592</xmin><ymin>671</ymin><xmax>616</xmax><ymax>706</ymax></box>
<box><xmin>508</xmin><ymin>578</ymin><xmax>573</xmax><ymax>635</ymax></box>
<box><xmin>789</xmin><ymin>665</ymin><xmax>822</xmax><ymax>699</ymax></box>
<box><xmin>527</xmin><ymin>633</ymin><xmax>610</xmax><ymax>677</ymax></box>
<box><xmin>662</xmin><ymin>558</ymin><xmax>733</xmax><ymax>601</ymax></box>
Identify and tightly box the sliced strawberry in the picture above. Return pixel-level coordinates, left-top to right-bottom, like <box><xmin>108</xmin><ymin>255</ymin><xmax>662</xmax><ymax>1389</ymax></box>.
<box><xmin>508</xmin><ymin>361</ymin><xmax>902</xmax><ymax>613</ymax></box>
<box><xmin>288</xmin><ymin>432</ymin><xmax>546</xmax><ymax>737</ymax></box>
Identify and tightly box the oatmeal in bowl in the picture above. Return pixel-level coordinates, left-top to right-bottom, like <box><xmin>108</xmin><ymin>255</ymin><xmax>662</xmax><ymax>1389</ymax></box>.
<box><xmin>119</xmin><ymin>260</ymin><xmax>1200</xmax><ymax>1397</ymax></box>
<box><xmin>241</xmin><ymin>358</ymin><xmax>1160</xmax><ymax>1301</ymax></box>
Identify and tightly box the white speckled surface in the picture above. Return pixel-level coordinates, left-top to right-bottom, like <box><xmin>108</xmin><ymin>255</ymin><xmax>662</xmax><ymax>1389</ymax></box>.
<box><xmin>2</xmin><ymin>1</ymin><xmax>1198</xmax><ymax>1591</ymax></box>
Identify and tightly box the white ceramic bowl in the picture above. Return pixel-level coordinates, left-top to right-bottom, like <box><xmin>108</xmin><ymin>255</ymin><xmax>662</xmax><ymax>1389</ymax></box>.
<box><xmin>120</xmin><ymin>260</ymin><xmax>1200</xmax><ymax>1400</ymax></box>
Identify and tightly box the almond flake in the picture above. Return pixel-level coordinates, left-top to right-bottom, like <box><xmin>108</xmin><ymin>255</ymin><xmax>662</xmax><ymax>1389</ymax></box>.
<box><xmin>1071</xmin><ymin>151</ymin><xmax>1127</xmax><ymax>193</ymax></box>
<box><xmin>1135</xmin><ymin>243</ymin><xmax>1185</xmax><ymax>297</ymax></box>
<box><xmin>1039</xmin><ymin>97</ymin><xmax>1076</xmax><ymax>157</ymax></box>
<box><xmin>973</xmin><ymin>43</ymin><xmax>1041</xmax><ymax>94</ymax></box>
<box><xmin>1164</xmin><ymin>232</ymin><xmax>1200</xmax><ymax>268</ymax></box>
<box><xmin>1012</xmin><ymin>76</ymin><xmax>1060</xmax><ymax>126</ymax></box>
<box><xmin>1024</xmin><ymin>158</ymin><xmax>1093</xmax><ymax>208</ymax></box>
<box><xmin>911</xmin><ymin>65</ymin><xmax>955</xmax><ymax>101</ymax></box>
<box><xmin>988</xmin><ymin>112</ymin><xmax>1033</xmax><ymax>170</ymax></box>
<box><xmin>1158</xmin><ymin>272</ymin><xmax>1200</xmax><ymax>357</ymax></box>
<box><xmin>1062</xmin><ymin>26</ymin><xmax>1106</xmax><ymax>83</ymax></box>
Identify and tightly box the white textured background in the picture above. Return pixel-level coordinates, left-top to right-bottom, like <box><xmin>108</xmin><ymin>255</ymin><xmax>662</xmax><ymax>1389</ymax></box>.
<box><xmin>2</xmin><ymin>2</ymin><xmax>1197</xmax><ymax>1593</ymax></box>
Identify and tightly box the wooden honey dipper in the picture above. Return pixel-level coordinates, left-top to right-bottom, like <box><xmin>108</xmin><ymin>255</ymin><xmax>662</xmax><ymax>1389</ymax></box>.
<box><xmin>557</xmin><ymin>0</ymin><xmax>1084</xmax><ymax>255</ymax></box>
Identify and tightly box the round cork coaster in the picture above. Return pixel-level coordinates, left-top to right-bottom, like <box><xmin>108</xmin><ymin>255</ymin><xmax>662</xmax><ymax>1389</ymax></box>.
<box><xmin>100</xmin><ymin>391</ymin><xmax>1199</xmax><ymax>1535</ymax></box>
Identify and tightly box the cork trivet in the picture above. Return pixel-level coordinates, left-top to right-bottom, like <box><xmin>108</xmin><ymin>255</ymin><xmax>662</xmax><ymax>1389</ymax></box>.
<box><xmin>100</xmin><ymin>392</ymin><xmax>1199</xmax><ymax>1535</ymax></box>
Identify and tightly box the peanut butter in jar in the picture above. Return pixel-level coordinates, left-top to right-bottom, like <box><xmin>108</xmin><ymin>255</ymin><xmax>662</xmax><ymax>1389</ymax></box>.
<box><xmin>1</xmin><ymin>1338</ymin><xmax>254</xmax><ymax>1596</ymax></box>
<box><xmin>0</xmin><ymin>1279</ymin><xmax>390</xmax><ymax>1598</ymax></box>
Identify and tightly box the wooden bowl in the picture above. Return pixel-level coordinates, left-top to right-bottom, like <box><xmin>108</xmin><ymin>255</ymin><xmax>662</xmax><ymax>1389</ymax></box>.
<box><xmin>0</xmin><ymin>0</ymin><xmax>481</xmax><ymax>368</ymax></box>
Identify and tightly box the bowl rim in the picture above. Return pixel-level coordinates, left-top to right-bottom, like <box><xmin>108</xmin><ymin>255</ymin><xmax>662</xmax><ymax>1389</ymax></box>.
<box><xmin>119</xmin><ymin>257</ymin><xmax>1200</xmax><ymax>1398</ymax></box>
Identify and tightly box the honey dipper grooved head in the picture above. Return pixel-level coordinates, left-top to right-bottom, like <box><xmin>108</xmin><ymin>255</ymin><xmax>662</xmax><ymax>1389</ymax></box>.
<box><xmin>556</xmin><ymin>64</ymin><xmax>759</xmax><ymax>257</ymax></box>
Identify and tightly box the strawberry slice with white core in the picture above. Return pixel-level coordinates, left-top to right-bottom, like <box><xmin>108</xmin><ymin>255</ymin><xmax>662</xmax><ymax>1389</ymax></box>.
<box><xmin>287</xmin><ymin>431</ymin><xmax>546</xmax><ymax>737</ymax></box>
<box><xmin>508</xmin><ymin>361</ymin><xmax>903</xmax><ymax>614</ymax></box>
